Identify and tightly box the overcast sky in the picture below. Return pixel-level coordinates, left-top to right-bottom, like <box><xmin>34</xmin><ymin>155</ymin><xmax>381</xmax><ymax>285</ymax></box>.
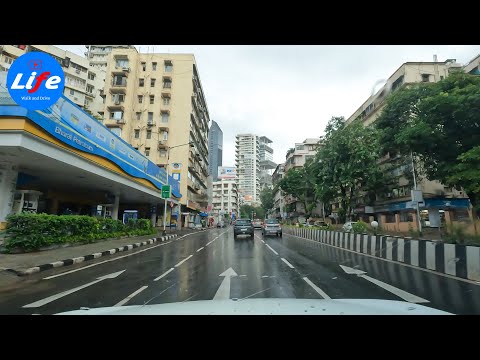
<box><xmin>58</xmin><ymin>45</ymin><xmax>480</xmax><ymax>167</ymax></box>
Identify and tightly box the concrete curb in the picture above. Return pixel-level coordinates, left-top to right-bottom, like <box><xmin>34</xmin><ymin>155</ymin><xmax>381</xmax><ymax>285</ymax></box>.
<box><xmin>285</xmin><ymin>227</ymin><xmax>480</xmax><ymax>282</ymax></box>
<box><xmin>6</xmin><ymin>234</ymin><xmax>177</xmax><ymax>277</ymax></box>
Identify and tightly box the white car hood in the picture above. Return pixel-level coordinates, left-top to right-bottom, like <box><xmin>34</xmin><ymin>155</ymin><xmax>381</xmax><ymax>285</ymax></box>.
<box><xmin>56</xmin><ymin>298</ymin><xmax>452</xmax><ymax>315</ymax></box>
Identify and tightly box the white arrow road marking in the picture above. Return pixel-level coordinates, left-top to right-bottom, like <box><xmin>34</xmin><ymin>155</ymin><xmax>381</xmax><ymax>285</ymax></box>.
<box><xmin>265</xmin><ymin>244</ymin><xmax>279</xmax><ymax>256</ymax></box>
<box><xmin>114</xmin><ymin>286</ymin><xmax>148</xmax><ymax>307</ymax></box>
<box><xmin>175</xmin><ymin>254</ymin><xmax>193</xmax><ymax>267</ymax></box>
<box><xmin>303</xmin><ymin>277</ymin><xmax>331</xmax><ymax>299</ymax></box>
<box><xmin>281</xmin><ymin>258</ymin><xmax>295</xmax><ymax>269</ymax></box>
<box><xmin>196</xmin><ymin>247</ymin><xmax>205</xmax><ymax>252</ymax></box>
<box><xmin>213</xmin><ymin>267</ymin><xmax>238</xmax><ymax>300</ymax></box>
<box><xmin>23</xmin><ymin>270</ymin><xmax>126</xmax><ymax>308</ymax></box>
<box><xmin>154</xmin><ymin>267</ymin><xmax>174</xmax><ymax>281</ymax></box>
<box><xmin>339</xmin><ymin>265</ymin><xmax>429</xmax><ymax>303</ymax></box>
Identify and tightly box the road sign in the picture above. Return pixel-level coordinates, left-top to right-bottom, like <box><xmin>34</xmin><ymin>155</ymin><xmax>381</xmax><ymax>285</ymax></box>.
<box><xmin>161</xmin><ymin>185</ymin><xmax>171</xmax><ymax>199</ymax></box>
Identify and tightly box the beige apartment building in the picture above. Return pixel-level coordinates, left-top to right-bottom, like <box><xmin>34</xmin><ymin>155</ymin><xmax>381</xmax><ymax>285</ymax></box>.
<box><xmin>0</xmin><ymin>45</ymin><xmax>105</xmax><ymax>117</ymax></box>
<box><xmin>284</xmin><ymin>138</ymin><xmax>323</xmax><ymax>223</ymax></box>
<box><xmin>101</xmin><ymin>48</ymin><xmax>210</xmax><ymax>219</ymax></box>
<box><xmin>344</xmin><ymin>59</ymin><xmax>472</xmax><ymax>232</ymax></box>
<box><xmin>212</xmin><ymin>179</ymin><xmax>239</xmax><ymax>221</ymax></box>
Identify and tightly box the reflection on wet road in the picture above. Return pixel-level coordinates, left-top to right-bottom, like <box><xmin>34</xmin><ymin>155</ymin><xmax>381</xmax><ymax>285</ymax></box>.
<box><xmin>0</xmin><ymin>227</ymin><xmax>479</xmax><ymax>314</ymax></box>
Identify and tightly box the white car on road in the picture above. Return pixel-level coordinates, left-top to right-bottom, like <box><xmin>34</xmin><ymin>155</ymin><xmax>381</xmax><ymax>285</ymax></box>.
<box><xmin>342</xmin><ymin>221</ymin><xmax>357</xmax><ymax>232</ymax></box>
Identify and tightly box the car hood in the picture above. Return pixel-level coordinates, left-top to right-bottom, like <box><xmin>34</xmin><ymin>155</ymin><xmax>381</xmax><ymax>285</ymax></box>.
<box><xmin>56</xmin><ymin>298</ymin><xmax>452</xmax><ymax>315</ymax></box>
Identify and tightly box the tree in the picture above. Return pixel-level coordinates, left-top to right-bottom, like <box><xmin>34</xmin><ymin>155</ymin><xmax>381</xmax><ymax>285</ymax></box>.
<box><xmin>375</xmin><ymin>72</ymin><xmax>480</xmax><ymax>212</ymax></box>
<box><xmin>314</xmin><ymin>116</ymin><xmax>386</xmax><ymax>223</ymax></box>
<box><xmin>286</xmin><ymin>148</ymin><xmax>295</xmax><ymax>159</ymax></box>
<box><xmin>278</xmin><ymin>160</ymin><xmax>319</xmax><ymax>219</ymax></box>
<box><xmin>240</xmin><ymin>205</ymin><xmax>264</xmax><ymax>220</ymax></box>
<box><xmin>260</xmin><ymin>187</ymin><xmax>274</xmax><ymax>215</ymax></box>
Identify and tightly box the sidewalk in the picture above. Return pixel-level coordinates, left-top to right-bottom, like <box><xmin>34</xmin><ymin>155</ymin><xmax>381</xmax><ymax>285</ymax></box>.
<box><xmin>0</xmin><ymin>227</ymin><xmax>208</xmax><ymax>275</ymax></box>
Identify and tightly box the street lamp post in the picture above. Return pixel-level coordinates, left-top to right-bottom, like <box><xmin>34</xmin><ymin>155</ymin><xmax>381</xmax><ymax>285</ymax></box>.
<box><xmin>162</xmin><ymin>141</ymin><xmax>195</xmax><ymax>236</ymax></box>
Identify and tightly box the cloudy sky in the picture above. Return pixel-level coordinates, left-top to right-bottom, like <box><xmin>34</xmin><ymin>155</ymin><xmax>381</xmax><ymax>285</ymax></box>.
<box><xmin>58</xmin><ymin>45</ymin><xmax>480</xmax><ymax>167</ymax></box>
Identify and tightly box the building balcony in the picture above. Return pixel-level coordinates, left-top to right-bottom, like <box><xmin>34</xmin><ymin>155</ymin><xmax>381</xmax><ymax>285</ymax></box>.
<box><xmin>106</xmin><ymin>104</ymin><xmax>125</xmax><ymax>112</ymax></box>
<box><xmin>157</xmin><ymin>140</ymin><xmax>168</xmax><ymax>150</ymax></box>
<box><xmin>112</xmin><ymin>66</ymin><xmax>130</xmax><ymax>77</ymax></box>
<box><xmin>111</xmin><ymin>79</ymin><xmax>127</xmax><ymax>88</ymax></box>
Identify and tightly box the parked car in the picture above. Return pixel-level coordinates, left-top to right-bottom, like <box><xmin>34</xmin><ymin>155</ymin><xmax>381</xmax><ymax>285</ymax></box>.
<box><xmin>234</xmin><ymin>219</ymin><xmax>254</xmax><ymax>239</ymax></box>
<box><xmin>262</xmin><ymin>219</ymin><xmax>282</xmax><ymax>237</ymax></box>
<box><xmin>252</xmin><ymin>219</ymin><xmax>263</xmax><ymax>229</ymax></box>
<box><xmin>342</xmin><ymin>221</ymin><xmax>357</xmax><ymax>232</ymax></box>
<box><xmin>315</xmin><ymin>221</ymin><xmax>328</xmax><ymax>227</ymax></box>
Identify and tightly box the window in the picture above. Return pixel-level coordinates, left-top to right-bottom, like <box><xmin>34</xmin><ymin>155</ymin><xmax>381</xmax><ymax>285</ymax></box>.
<box><xmin>152</xmin><ymin>62</ymin><xmax>157</xmax><ymax>71</ymax></box>
<box><xmin>296</xmin><ymin>145</ymin><xmax>304</xmax><ymax>150</ymax></box>
<box><xmin>161</xmin><ymin>111</ymin><xmax>169</xmax><ymax>123</ymax></box>
<box><xmin>159</xmin><ymin>149</ymin><xmax>167</xmax><ymax>157</ymax></box>
<box><xmin>223</xmin><ymin>190</ymin><xmax>228</xmax><ymax>194</ymax></box>
<box><xmin>391</xmin><ymin>75</ymin><xmax>404</xmax><ymax>92</ymax></box>
<box><xmin>385</xmin><ymin>213</ymin><xmax>396</xmax><ymax>223</ymax></box>
<box><xmin>69</xmin><ymin>89</ymin><xmax>74</xmax><ymax>95</ymax></box>
<box><xmin>452</xmin><ymin>209</ymin><xmax>470</xmax><ymax>221</ymax></box>
<box><xmin>440</xmin><ymin>75</ymin><xmax>444</xmax><ymax>80</ymax></box>
<box><xmin>112</xmin><ymin>94</ymin><xmax>124</xmax><ymax>103</ymax></box>
<box><xmin>149</xmin><ymin>95</ymin><xmax>155</xmax><ymax>104</ymax></box>
<box><xmin>151</xmin><ymin>78</ymin><xmax>156</xmax><ymax>87</ymax></box>
<box><xmin>138</xmin><ymin>95</ymin><xmax>143</xmax><ymax>104</ymax></box>
<box><xmin>110</xmin><ymin>111</ymin><xmax>123</xmax><ymax>120</ymax></box>
<box><xmin>86</xmin><ymin>85</ymin><xmax>94</xmax><ymax>94</ymax></box>
<box><xmin>146</xmin><ymin>130</ymin><xmax>152</xmax><ymax>139</ymax></box>
<box><xmin>139</xmin><ymin>78</ymin><xmax>144</xmax><ymax>87</ymax></box>
<box><xmin>88</xmin><ymin>72</ymin><xmax>95</xmax><ymax>80</ymax></box>
<box><xmin>136</xmin><ymin>112</ymin><xmax>141</xmax><ymax>120</ymax></box>
<box><xmin>115</xmin><ymin>59</ymin><xmax>129</xmax><ymax>68</ymax></box>
<box><xmin>4</xmin><ymin>55</ymin><xmax>13</xmax><ymax>64</ymax></box>
<box><xmin>134</xmin><ymin>129</ymin><xmax>140</xmax><ymax>139</ymax></box>
<box><xmin>162</xmin><ymin>131</ymin><xmax>168</xmax><ymax>141</ymax></box>
<box><xmin>113</xmin><ymin>75</ymin><xmax>126</xmax><ymax>86</ymax></box>
<box><xmin>400</xmin><ymin>212</ymin><xmax>413</xmax><ymax>222</ymax></box>
<box><xmin>163</xmin><ymin>78</ymin><xmax>172</xmax><ymax>88</ymax></box>
<box><xmin>148</xmin><ymin>112</ymin><xmax>153</xmax><ymax>122</ymax></box>
<box><xmin>145</xmin><ymin>147</ymin><xmax>150</xmax><ymax>156</ymax></box>
<box><xmin>421</xmin><ymin>74</ymin><xmax>430</xmax><ymax>82</ymax></box>
<box><xmin>162</xmin><ymin>95</ymin><xmax>170</xmax><ymax>105</ymax></box>
<box><xmin>164</xmin><ymin>60</ymin><xmax>173</xmax><ymax>72</ymax></box>
<box><xmin>141</xmin><ymin>62</ymin><xmax>146</xmax><ymax>71</ymax></box>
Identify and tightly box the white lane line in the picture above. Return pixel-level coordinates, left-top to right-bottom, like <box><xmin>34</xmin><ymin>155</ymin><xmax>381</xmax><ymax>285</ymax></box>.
<box><xmin>175</xmin><ymin>254</ymin><xmax>193</xmax><ymax>267</ymax></box>
<box><xmin>286</xmin><ymin>233</ymin><xmax>480</xmax><ymax>286</ymax></box>
<box><xmin>43</xmin><ymin>241</ymin><xmax>172</xmax><ymax>280</ymax></box>
<box><xmin>196</xmin><ymin>247</ymin><xmax>205</xmax><ymax>252</ymax></box>
<box><xmin>281</xmin><ymin>258</ymin><xmax>295</xmax><ymax>269</ymax></box>
<box><xmin>260</xmin><ymin>239</ymin><xmax>265</xmax><ymax>243</ymax></box>
<box><xmin>114</xmin><ymin>286</ymin><xmax>148</xmax><ymax>307</ymax></box>
<box><xmin>303</xmin><ymin>277</ymin><xmax>331</xmax><ymax>299</ymax></box>
<box><xmin>265</xmin><ymin>244</ymin><xmax>279</xmax><ymax>256</ymax></box>
<box><xmin>154</xmin><ymin>267</ymin><xmax>174</xmax><ymax>281</ymax></box>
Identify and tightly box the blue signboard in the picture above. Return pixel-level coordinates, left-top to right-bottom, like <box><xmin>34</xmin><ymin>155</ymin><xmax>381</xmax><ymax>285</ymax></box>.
<box><xmin>0</xmin><ymin>80</ymin><xmax>181</xmax><ymax>198</ymax></box>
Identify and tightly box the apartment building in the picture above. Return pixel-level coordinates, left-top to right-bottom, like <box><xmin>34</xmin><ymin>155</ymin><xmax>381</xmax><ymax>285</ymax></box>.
<box><xmin>284</xmin><ymin>138</ymin><xmax>321</xmax><ymax>172</ymax></box>
<box><xmin>101</xmin><ymin>48</ymin><xmax>210</xmax><ymax>222</ymax></box>
<box><xmin>0</xmin><ymin>45</ymin><xmax>105</xmax><ymax>116</ymax></box>
<box><xmin>283</xmin><ymin>138</ymin><xmax>322</xmax><ymax>222</ymax></box>
<box><xmin>85</xmin><ymin>45</ymin><xmax>136</xmax><ymax>70</ymax></box>
<box><xmin>464</xmin><ymin>54</ymin><xmax>480</xmax><ymax>75</ymax></box>
<box><xmin>212</xmin><ymin>179</ymin><xmax>239</xmax><ymax>220</ymax></box>
<box><xmin>344</xmin><ymin>59</ymin><xmax>471</xmax><ymax>232</ymax></box>
<box><xmin>235</xmin><ymin>134</ymin><xmax>260</xmax><ymax>206</ymax></box>
<box><xmin>208</xmin><ymin>120</ymin><xmax>223</xmax><ymax>181</ymax></box>
<box><xmin>259</xmin><ymin>136</ymin><xmax>276</xmax><ymax>190</ymax></box>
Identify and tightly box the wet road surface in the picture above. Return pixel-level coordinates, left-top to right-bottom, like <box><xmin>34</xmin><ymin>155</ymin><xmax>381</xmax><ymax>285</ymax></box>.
<box><xmin>1</xmin><ymin>227</ymin><xmax>479</xmax><ymax>314</ymax></box>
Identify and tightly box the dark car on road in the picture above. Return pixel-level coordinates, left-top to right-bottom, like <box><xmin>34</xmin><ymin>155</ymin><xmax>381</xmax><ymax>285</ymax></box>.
<box><xmin>234</xmin><ymin>219</ymin><xmax>254</xmax><ymax>239</ymax></box>
<box><xmin>262</xmin><ymin>219</ymin><xmax>282</xmax><ymax>237</ymax></box>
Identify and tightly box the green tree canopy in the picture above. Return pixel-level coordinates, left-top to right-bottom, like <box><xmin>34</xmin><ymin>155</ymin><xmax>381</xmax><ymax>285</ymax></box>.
<box><xmin>375</xmin><ymin>72</ymin><xmax>480</xmax><ymax>211</ymax></box>
<box><xmin>260</xmin><ymin>187</ymin><xmax>274</xmax><ymax>214</ymax></box>
<box><xmin>314</xmin><ymin>116</ymin><xmax>387</xmax><ymax>222</ymax></box>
